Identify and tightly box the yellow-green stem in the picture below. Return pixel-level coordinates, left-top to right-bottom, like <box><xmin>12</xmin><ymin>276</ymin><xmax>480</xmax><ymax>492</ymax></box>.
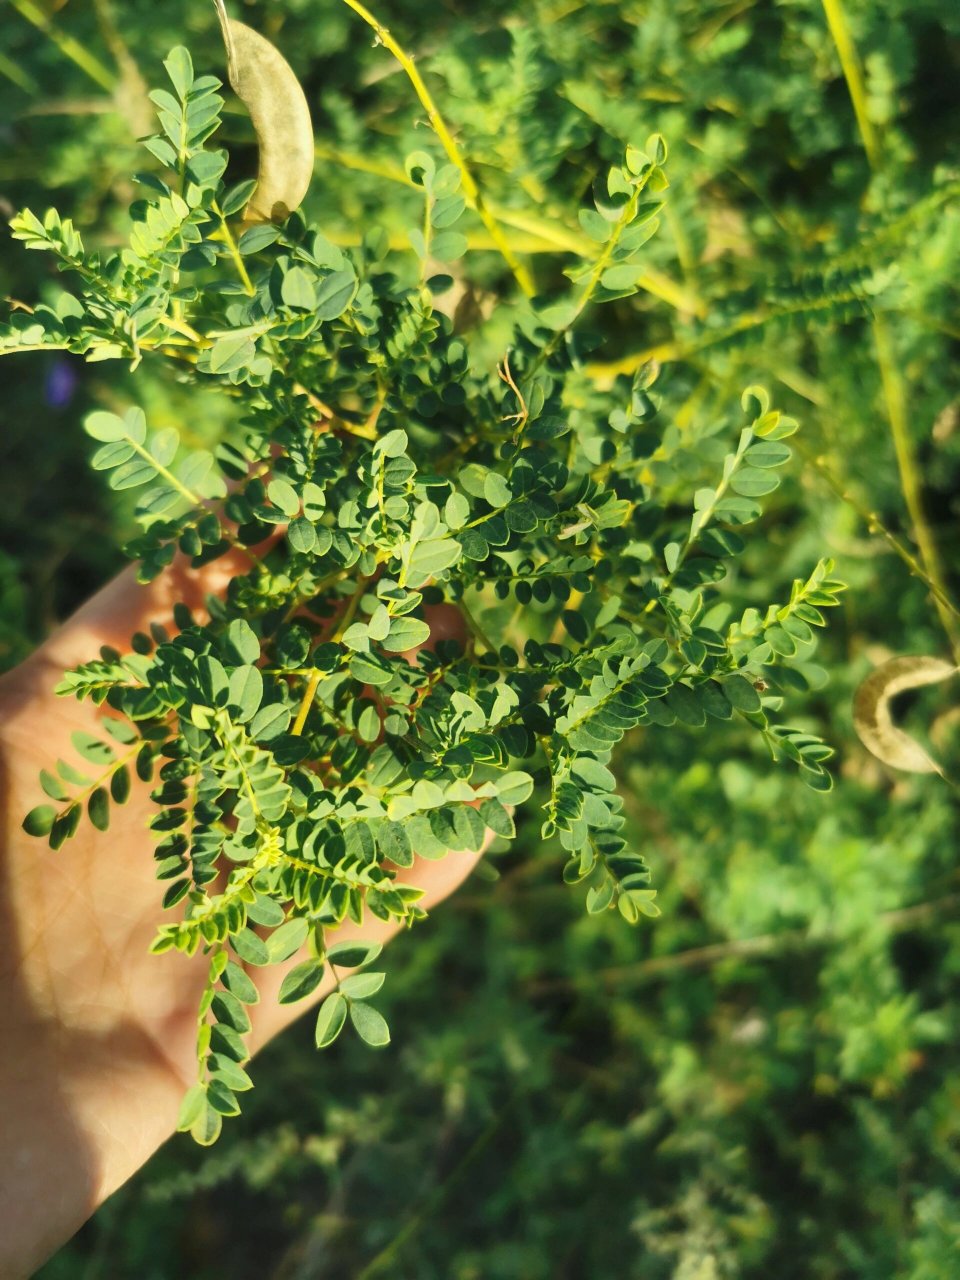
<box><xmin>291</xmin><ymin>579</ymin><xmax>367</xmax><ymax>736</ymax></box>
<box><xmin>213</xmin><ymin>205</ymin><xmax>256</xmax><ymax>297</ymax></box>
<box><xmin>797</xmin><ymin>440</ymin><xmax>960</xmax><ymax>626</ymax></box>
<box><xmin>126</xmin><ymin>436</ymin><xmax>203</xmax><ymax>508</ymax></box>
<box><xmin>159</xmin><ymin>315</ymin><xmax>207</xmax><ymax>345</ymax></box>
<box><xmin>9</xmin><ymin>0</ymin><xmax>115</xmax><ymax>91</ymax></box>
<box><xmin>313</xmin><ymin>142</ymin><xmax>699</xmax><ymax>314</ymax></box>
<box><xmin>51</xmin><ymin>742</ymin><xmax>143</xmax><ymax>817</ymax></box>
<box><xmin>585</xmin><ymin>286</ymin><xmax>866</xmax><ymax>384</ymax></box>
<box><xmin>873</xmin><ymin>314</ymin><xmax>960</xmax><ymax>658</ymax></box>
<box><xmin>822</xmin><ymin>2</ymin><xmax>958</xmax><ymax>654</ymax></box>
<box><xmin>0</xmin><ymin>48</ymin><xmax>39</xmax><ymax>93</ymax></box>
<box><xmin>338</xmin><ymin>0</ymin><xmax>535</xmax><ymax>298</ymax></box>
<box><xmin>290</xmin><ymin>671</ymin><xmax>321</xmax><ymax>737</ymax></box>
<box><xmin>459</xmin><ymin>595</ymin><xmax>497</xmax><ymax>656</ymax></box>
<box><xmin>820</xmin><ymin>0</ymin><xmax>881</xmax><ymax>171</ymax></box>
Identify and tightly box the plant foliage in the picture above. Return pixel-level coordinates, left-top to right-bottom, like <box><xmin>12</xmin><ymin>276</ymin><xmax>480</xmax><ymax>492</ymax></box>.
<box><xmin>3</xmin><ymin>0</ymin><xmax>960</xmax><ymax>1274</ymax></box>
<box><xmin>2</xmin><ymin>37</ymin><xmax>848</xmax><ymax>1142</ymax></box>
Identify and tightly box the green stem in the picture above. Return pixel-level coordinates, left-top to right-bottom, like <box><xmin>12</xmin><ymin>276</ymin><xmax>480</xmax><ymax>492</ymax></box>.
<box><xmin>356</xmin><ymin>1093</ymin><xmax>521</xmax><ymax>1279</ymax></box>
<box><xmin>9</xmin><ymin>0</ymin><xmax>115</xmax><ymax>91</ymax></box>
<box><xmin>0</xmin><ymin>48</ymin><xmax>39</xmax><ymax>93</ymax></box>
<box><xmin>49</xmin><ymin>742</ymin><xmax>143</xmax><ymax>818</ymax></box>
<box><xmin>528</xmin><ymin>892</ymin><xmax>960</xmax><ymax>994</ymax></box>
<box><xmin>337</xmin><ymin>0</ymin><xmax>535</xmax><ymax>298</ymax></box>
<box><xmin>459</xmin><ymin>595</ymin><xmax>497</xmax><ymax>656</ymax></box>
<box><xmin>525</xmin><ymin>180</ymin><xmax>653</xmax><ymax>392</ymax></box>
<box><xmin>872</xmin><ymin>314</ymin><xmax>960</xmax><ymax>658</ymax></box>
<box><xmin>419</xmin><ymin>188</ymin><xmax>432</xmax><ymax>286</ymax></box>
<box><xmin>291</xmin><ymin>579</ymin><xmax>368</xmax><ymax>736</ymax></box>
<box><xmin>820</xmin><ymin>0</ymin><xmax>882</xmax><ymax>171</ymax></box>
<box><xmin>642</xmin><ymin>422</ymin><xmax>753</xmax><ymax>616</ymax></box>
<box><xmin>585</xmin><ymin>285</ymin><xmax>866</xmax><ymax>384</ymax></box>
<box><xmin>312</xmin><ymin>141</ymin><xmax>699</xmax><ymax>313</ymax></box>
<box><xmin>125</xmin><ymin>436</ymin><xmax>203</xmax><ymax>508</ymax></box>
<box><xmin>820</xmin><ymin>1</ymin><xmax>957</xmax><ymax>655</ymax></box>
<box><xmin>213</xmin><ymin>203</ymin><xmax>256</xmax><ymax>297</ymax></box>
<box><xmin>158</xmin><ymin>315</ymin><xmax>206</xmax><ymax>344</ymax></box>
<box><xmin>796</xmin><ymin>440</ymin><xmax>960</xmax><ymax>627</ymax></box>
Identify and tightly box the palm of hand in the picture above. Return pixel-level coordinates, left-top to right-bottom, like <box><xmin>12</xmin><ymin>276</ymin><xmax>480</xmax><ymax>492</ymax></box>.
<box><xmin>0</xmin><ymin>556</ymin><xmax>481</xmax><ymax>1276</ymax></box>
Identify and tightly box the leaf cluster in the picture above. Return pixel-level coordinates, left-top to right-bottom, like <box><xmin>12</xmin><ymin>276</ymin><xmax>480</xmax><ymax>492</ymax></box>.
<box><xmin>1</xmin><ymin>37</ymin><xmax>858</xmax><ymax>1138</ymax></box>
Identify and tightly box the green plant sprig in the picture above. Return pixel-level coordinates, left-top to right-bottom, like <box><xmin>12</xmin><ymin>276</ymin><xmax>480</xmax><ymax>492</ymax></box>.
<box><xmin>5</xmin><ymin>42</ymin><xmax>845</xmax><ymax>1144</ymax></box>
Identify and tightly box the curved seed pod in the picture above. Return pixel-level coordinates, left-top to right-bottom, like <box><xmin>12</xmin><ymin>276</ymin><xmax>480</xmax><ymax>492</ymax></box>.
<box><xmin>213</xmin><ymin>0</ymin><xmax>314</xmax><ymax>224</ymax></box>
<box><xmin>853</xmin><ymin>655</ymin><xmax>957</xmax><ymax>774</ymax></box>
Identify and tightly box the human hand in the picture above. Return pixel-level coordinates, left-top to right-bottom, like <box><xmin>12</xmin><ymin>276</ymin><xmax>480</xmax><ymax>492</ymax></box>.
<box><xmin>0</xmin><ymin>552</ymin><xmax>484</xmax><ymax>1279</ymax></box>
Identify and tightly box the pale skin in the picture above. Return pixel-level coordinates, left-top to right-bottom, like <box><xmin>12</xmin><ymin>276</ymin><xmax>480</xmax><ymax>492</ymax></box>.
<box><xmin>0</xmin><ymin>552</ymin><xmax>483</xmax><ymax>1279</ymax></box>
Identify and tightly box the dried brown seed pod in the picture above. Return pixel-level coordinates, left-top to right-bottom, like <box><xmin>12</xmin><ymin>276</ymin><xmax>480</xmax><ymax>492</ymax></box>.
<box><xmin>853</xmin><ymin>655</ymin><xmax>957</xmax><ymax>774</ymax></box>
<box><xmin>213</xmin><ymin>0</ymin><xmax>314</xmax><ymax>224</ymax></box>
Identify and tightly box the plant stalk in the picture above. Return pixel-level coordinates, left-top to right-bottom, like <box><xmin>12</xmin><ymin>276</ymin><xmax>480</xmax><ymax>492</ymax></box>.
<box><xmin>9</xmin><ymin>0</ymin><xmax>115</xmax><ymax>91</ymax></box>
<box><xmin>337</xmin><ymin>0</ymin><xmax>536</xmax><ymax>298</ymax></box>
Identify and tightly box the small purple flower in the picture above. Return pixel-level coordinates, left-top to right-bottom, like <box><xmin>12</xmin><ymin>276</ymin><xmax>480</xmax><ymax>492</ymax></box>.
<box><xmin>45</xmin><ymin>358</ymin><xmax>79</xmax><ymax>409</ymax></box>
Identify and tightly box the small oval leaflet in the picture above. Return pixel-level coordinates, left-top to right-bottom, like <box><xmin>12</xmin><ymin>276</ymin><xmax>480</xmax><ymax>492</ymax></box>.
<box><xmin>852</xmin><ymin>655</ymin><xmax>957</xmax><ymax>774</ymax></box>
<box><xmin>213</xmin><ymin>1</ymin><xmax>314</xmax><ymax>224</ymax></box>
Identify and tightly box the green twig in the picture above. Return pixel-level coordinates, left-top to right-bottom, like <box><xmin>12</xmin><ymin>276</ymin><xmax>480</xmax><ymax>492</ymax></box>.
<box><xmin>797</xmin><ymin>440</ymin><xmax>960</xmax><ymax>629</ymax></box>
<box><xmin>338</xmin><ymin>0</ymin><xmax>535</xmax><ymax>298</ymax></box>
<box><xmin>820</xmin><ymin>0</ymin><xmax>882</xmax><ymax>171</ymax></box>
<box><xmin>459</xmin><ymin>595</ymin><xmax>498</xmax><ymax>656</ymax></box>
<box><xmin>872</xmin><ymin>314</ymin><xmax>960</xmax><ymax>658</ymax></box>
<box><xmin>528</xmin><ymin>892</ymin><xmax>960</xmax><ymax>994</ymax></box>
<box><xmin>212</xmin><ymin>203</ymin><xmax>256</xmax><ymax>297</ymax></box>
<box><xmin>313</xmin><ymin>141</ymin><xmax>699</xmax><ymax>313</ymax></box>
<box><xmin>9</xmin><ymin>0</ymin><xmax>115</xmax><ymax>92</ymax></box>
<box><xmin>586</xmin><ymin>285</ymin><xmax>867</xmax><ymax>384</ymax></box>
<box><xmin>291</xmin><ymin>579</ymin><xmax>368</xmax><ymax>736</ymax></box>
<box><xmin>820</xmin><ymin>2</ymin><xmax>959</xmax><ymax>656</ymax></box>
<box><xmin>0</xmin><ymin>48</ymin><xmax>39</xmax><ymax>93</ymax></box>
<box><xmin>356</xmin><ymin>1092</ymin><xmax>521</xmax><ymax>1279</ymax></box>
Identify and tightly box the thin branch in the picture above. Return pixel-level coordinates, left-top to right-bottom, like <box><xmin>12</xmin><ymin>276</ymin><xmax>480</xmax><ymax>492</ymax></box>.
<box><xmin>819</xmin><ymin>0</ymin><xmax>959</xmax><ymax>657</ymax></box>
<box><xmin>796</xmin><ymin>439</ymin><xmax>960</xmax><ymax>629</ymax></box>
<box><xmin>338</xmin><ymin>0</ymin><xmax>535</xmax><ymax>298</ymax></box>
<box><xmin>9</xmin><ymin>0</ymin><xmax>115</xmax><ymax>92</ymax></box>
<box><xmin>873</xmin><ymin>313</ymin><xmax>960</xmax><ymax>659</ymax></box>
<box><xmin>820</xmin><ymin>0</ymin><xmax>882</xmax><ymax>171</ymax></box>
<box><xmin>527</xmin><ymin>893</ymin><xmax>960</xmax><ymax>995</ymax></box>
<box><xmin>355</xmin><ymin>1091</ymin><xmax>521</xmax><ymax>1279</ymax></box>
<box><xmin>313</xmin><ymin>142</ymin><xmax>700</xmax><ymax>313</ymax></box>
<box><xmin>0</xmin><ymin>48</ymin><xmax>39</xmax><ymax>94</ymax></box>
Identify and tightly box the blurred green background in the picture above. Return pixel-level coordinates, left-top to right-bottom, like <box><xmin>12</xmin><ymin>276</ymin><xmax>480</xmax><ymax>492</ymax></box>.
<box><xmin>3</xmin><ymin>0</ymin><xmax>960</xmax><ymax>1275</ymax></box>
